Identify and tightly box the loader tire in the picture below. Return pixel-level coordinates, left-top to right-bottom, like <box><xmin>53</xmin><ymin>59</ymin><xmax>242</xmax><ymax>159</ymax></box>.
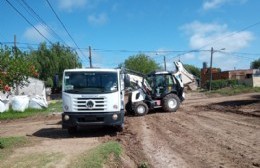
<box><xmin>162</xmin><ymin>94</ymin><xmax>180</xmax><ymax>112</ymax></box>
<box><xmin>133</xmin><ymin>102</ymin><xmax>148</xmax><ymax>116</ymax></box>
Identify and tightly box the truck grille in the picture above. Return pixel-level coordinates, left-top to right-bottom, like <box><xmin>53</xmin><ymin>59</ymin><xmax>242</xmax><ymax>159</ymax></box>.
<box><xmin>73</xmin><ymin>97</ymin><xmax>107</xmax><ymax>112</ymax></box>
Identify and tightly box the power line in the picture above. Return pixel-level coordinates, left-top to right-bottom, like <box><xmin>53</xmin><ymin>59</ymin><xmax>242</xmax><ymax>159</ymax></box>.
<box><xmin>17</xmin><ymin>0</ymin><xmax>68</xmax><ymax>46</ymax></box>
<box><xmin>4</xmin><ymin>0</ymin><xmax>53</xmax><ymax>44</ymax></box>
<box><xmin>0</xmin><ymin>33</ymin><xmax>9</xmax><ymax>43</ymax></box>
<box><xmin>168</xmin><ymin>20</ymin><xmax>260</xmax><ymax>62</ymax></box>
<box><xmin>199</xmin><ymin>21</ymin><xmax>260</xmax><ymax>50</ymax></box>
<box><xmin>45</xmin><ymin>0</ymin><xmax>86</xmax><ymax>64</ymax></box>
<box><xmin>221</xmin><ymin>51</ymin><xmax>258</xmax><ymax>60</ymax></box>
<box><xmin>228</xmin><ymin>52</ymin><xmax>260</xmax><ymax>56</ymax></box>
<box><xmin>93</xmin><ymin>48</ymin><xmax>193</xmax><ymax>53</ymax></box>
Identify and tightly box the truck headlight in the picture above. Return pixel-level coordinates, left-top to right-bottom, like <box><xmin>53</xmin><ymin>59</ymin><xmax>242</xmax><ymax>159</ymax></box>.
<box><xmin>112</xmin><ymin>114</ymin><xmax>118</xmax><ymax>120</ymax></box>
<box><xmin>64</xmin><ymin>115</ymin><xmax>70</xmax><ymax>121</ymax></box>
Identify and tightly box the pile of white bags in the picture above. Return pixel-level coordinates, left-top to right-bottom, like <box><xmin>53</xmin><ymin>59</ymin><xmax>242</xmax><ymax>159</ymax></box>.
<box><xmin>11</xmin><ymin>95</ymin><xmax>30</xmax><ymax>112</ymax></box>
<box><xmin>0</xmin><ymin>77</ymin><xmax>49</xmax><ymax>113</ymax></box>
<box><xmin>0</xmin><ymin>95</ymin><xmax>48</xmax><ymax>113</ymax></box>
<box><xmin>0</xmin><ymin>100</ymin><xmax>10</xmax><ymax>113</ymax></box>
<box><xmin>28</xmin><ymin>95</ymin><xmax>48</xmax><ymax>109</ymax></box>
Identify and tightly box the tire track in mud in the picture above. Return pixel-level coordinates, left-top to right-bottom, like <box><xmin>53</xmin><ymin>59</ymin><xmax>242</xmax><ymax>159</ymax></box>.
<box><xmin>140</xmin><ymin>116</ymin><xmax>188</xmax><ymax>168</ymax></box>
<box><xmin>120</xmin><ymin>92</ymin><xmax>260</xmax><ymax>168</ymax></box>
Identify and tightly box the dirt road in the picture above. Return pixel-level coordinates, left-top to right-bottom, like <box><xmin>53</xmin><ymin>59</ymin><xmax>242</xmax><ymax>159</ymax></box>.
<box><xmin>0</xmin><ymin>92</ymin><xmax>259</xmax><ymax>168</ymax></box>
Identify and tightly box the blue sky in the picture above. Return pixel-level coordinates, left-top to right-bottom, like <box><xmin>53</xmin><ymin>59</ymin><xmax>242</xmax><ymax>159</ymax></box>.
<box><xmin>0</xmin><ymin>0</ymin><xmax>259</xmax><ymax>70</ymax></box>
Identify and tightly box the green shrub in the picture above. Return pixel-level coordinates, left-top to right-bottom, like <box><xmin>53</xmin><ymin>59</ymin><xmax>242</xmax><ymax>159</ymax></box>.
<box><xmin>206</xmin><ymin>79</ymin><xmax>240</xmax><ymax>90</ymax></box>
<box><xmin>0</xmin><ymin>101</ymin><xmax>62</xmax><ymax>120</ymax></box>
<box><xmin>70</xmin><ymin>141</ymin><xmax>122</xmax><ymax>168</ymax></box>
<box><xmin>45</xmin><ymin>77</ymin><xmax>53</xmax><ymax>87</ymax></box>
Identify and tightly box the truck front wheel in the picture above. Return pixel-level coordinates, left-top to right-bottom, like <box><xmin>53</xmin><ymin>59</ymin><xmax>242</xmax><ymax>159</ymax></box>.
<box><xmin>133</xmin><ymin>102</ymin><xmax>148</xmax><ymax>116</ymax></box>
<box><xmin>125</xmin><ymin>102</ymin><xmax>134</xmax><ymax>115</ymax></box>
<box><xmin>162</xmin><ymin>94</ymin><xmax>180</xmax><ymax>112</ymax></box>
<box><xmin>68</xmin><ymin>126</ymin><xmax>77</xmax><ymax>135</ymax></box>
<box><xmin>115</xmin><ymin>124</ymin><xmax>124</xmax><ymax>132</ymax></box>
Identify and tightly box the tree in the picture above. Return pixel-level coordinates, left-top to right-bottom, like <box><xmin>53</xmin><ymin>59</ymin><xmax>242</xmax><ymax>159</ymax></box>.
<box><xmin>123</xmin><ymin>54</ymin><xmax>160</xmax><ymax>74</ymax></box>
<box><xmin>250</xmin><ymin>58</ymin><xmax>260</xmax><ymax>69</ymax></box>
<box><xmin>0</xmin><ymin>46</ymin><xmax>36</xmax><ymax>93</ymax></box>
<box><xmin>28</xmin><ymin>42</ymin><xmax>82</xmax><ymax>87</ymax></box>
<box><xmin>183</xmin><ymin>64</ymin><xmax>201</xmax><ymax>78</ymax></box>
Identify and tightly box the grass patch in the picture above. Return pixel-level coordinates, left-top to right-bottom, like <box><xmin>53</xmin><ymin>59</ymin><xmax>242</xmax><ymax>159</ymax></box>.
<box><xmin>208</xmin><ymin>86</ymin><xmax>260</xmax><ymax>96</ymax></box>
<box><xmin>1</xmin><ymin>152</ymin><xmax>63</xmax><ymax>168</ymax></box>
<box><xmin>138</xmin><ymin>162</ymin><xmax>149</xmax><ymax>168</ymax></box>
<box><xmin>0</xmin><ymin>100</ymin><xmax>62</xmax><ymax>120</ymax></box>
<box><xmin>0</xmin><ymin>136</ymin><xmax>28</xmax><ymax>160</ymax></box>
<box><xmin>69</xmin><ymin>141</ymin><xmax>122</xmax><ymax>168</ymax></box>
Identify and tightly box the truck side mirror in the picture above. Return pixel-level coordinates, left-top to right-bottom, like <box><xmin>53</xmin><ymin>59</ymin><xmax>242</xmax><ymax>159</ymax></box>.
<box><xmin>124</xmin><ymin>74</ymin><xmax>130</xmax><ymax>88</ymax></box>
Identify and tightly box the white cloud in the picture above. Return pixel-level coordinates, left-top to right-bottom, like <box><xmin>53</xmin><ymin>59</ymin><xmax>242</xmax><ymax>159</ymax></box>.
<box><xmin>57</xmin><ymin>0</ymin><xmax>106</xmax><ymax>12</ymax></box>
<box><xmin>202</xmin><ymin>0</ymin><xmax>247</xmax><ymax>10</ymax></box>
<box><xmin>58</xmin><ymin>0</ymin><xmax>87</xmax><ymax>11</ymax></box>
<box><xmin>181</xmin><ymin>21</ymin><xmax>254</xmax><ymax>70</ymax></box>
<box><xmin>88</xmin><ymin>13</ymin><xmax>108</xmax><ymax>25</ymax></box>
<box><xmin>23</xmin><ymin>24</ymin><xmax>51</xmax><ymax>42</ymax></box>
<box><xmin>182</xmin><ymin>21</ymin><xmax>253</xmax><ymax>51</ymax></box>
<box><xmin>203</xmin><ymin>0</ymin><xmax>227</xmax><ymax>10</ymax></box>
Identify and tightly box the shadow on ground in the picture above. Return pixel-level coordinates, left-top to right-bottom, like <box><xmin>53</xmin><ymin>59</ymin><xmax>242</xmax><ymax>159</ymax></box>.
<box><xmin>215</xmin><ymin>100</ymin><xmax>259</xmax><ymax>107</ymax></box>
<box><xmin>195</xmin><ymin>99</ymin><xmax>260</xmax><ymax>117</ymax></box>
<box><xmin>32</xmin><ymin>126</ymin><xmax>118</xmax><ymax>139</ymax></box>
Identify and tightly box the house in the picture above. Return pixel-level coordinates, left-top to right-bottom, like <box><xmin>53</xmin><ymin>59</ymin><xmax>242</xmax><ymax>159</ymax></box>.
<box><xmin>201</xmin><ymin>67</ymin><xmax>260</xmax><ymax>88</ymax></box>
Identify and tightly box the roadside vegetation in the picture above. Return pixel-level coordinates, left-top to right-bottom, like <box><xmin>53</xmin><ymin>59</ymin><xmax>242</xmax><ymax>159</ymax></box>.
<box><xmin>0</xmin><ymin>136</ymin><xmax>28</xmax><ymax>160</ymax></box>
<box><xmin>0</xmin><ymin>100</ymin><xmax>62</xmax><ymax>120</ymax></box>
<box><xmin>209</xmin><ymin>85</ymin><xmax>260</xmax><ymax>96</ymax></box>
<box><xmin>201</xmin><ymin>79</ymin><xmax>260</xmax><ymax>96</ymax></box>
<box><xmin>69</xmin><ymin>141</ymin><xmax>122</xmax><ymax>168</ymax></box>
<box><xmin>2</xmin><ymin>152</ymin><xmax>63</xmax><ymax>168</ymax></box>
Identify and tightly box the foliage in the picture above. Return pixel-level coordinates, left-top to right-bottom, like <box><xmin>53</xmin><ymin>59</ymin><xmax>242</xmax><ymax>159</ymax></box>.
<box><xmin>250</xmin><ymin>58</ymin><xmax>260</xmax><ymax>69</ymax></box>
<box><xmin>46</xmin><ymin>77</ymin><xmax>53</xmax><ymax>87</ymax></box>
<box><xmin>28</xmin><ymin>42</ymin><xmax>82</xmax><ymax>87</ymax></box>
<box><xmin>0</xmin><ymin>101</ymin><xmax>62</xmax><ymax>120</ymax></box>
<box><xmin>205</xmin><ymin>79</ymin><xmax>239</xmax><ymax>90</ymax></box>
<box><xmin>0</xmin><ymin>136</ymin><xmax>27</xmax><ymax>149</ymax></box>
<box><xmin>70</xmin><ymin>141</ymin><xmax>122</xmax><ymax>168</ymax></box>
<box><xmin>138</xmin><ymin>162</ymin><xmax>149</xmax><ymax>168</ymax></box>
<box><xmin>209</xmin><ymin>86</ymin><xmax>260</xmax><ymax>96</ymax></box>
<box><xmin>0</xmin><ymin>136</ymin><xmax>28</xmax><ymax>160</ymax></box>
<box><xmin>0</xmin><ymin>46</ymin><xmax>37</xmax><ymax>93</ymax></box>
<box><xmin>123</xmin><ymin>54</ymin><xmax>160</xmax><ymax>74</ymax></box>
<box><xmin>1</xmin><ymin>152</ymin><xmax>63</xmax><ymax>168</ymax></box>
<box><xmin>183</xmin><ymin>64</ymin><xmax>201</xmax><ymax>78</ymax></box>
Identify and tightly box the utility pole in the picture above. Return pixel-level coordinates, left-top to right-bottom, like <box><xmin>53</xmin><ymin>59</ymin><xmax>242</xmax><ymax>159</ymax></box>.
<box><xmin>88</xmin><ymin>46</ymin><xmax>93</xmax><ymax>68</ymax></box>
<box><xmin>209</xmin><ymin>47</ymin><xmax>225</xmax><ymax>91</ymax></box>
<box><xmin>14</xmin><ymin>34</ymin><xmax>17</xmax><ymax>54</ymax></box>
<box><xmin>164</xmin><ymin>56</ymin><xmax>166</xmax><ymax>71</ymax></box>
<box><xmin>14</xmin><ymin>35</ymin><xmax>19</xmax><ymax>95</ymax></box>
<box><xmin>209</xmin><ymin>47</ymin><xmax>213</xmax><ymax>91</ymax></box>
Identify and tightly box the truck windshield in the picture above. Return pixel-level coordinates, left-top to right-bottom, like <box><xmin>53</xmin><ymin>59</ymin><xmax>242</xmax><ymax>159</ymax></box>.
<box><xmin>63</xmin><ymin>72</ymin><xmax>118</xmax><ymax>94</ymax></box>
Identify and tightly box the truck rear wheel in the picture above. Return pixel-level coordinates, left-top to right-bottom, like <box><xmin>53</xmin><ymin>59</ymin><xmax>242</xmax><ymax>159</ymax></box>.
<box><xmin>162</xmin><ymin>94</ymin><xmax>180</xmax><ymax>112</ymax></box>
<box><xmin>133</xmin><ymin>102</ymin><xmax>148</xmax><ymax>116</ymax></box>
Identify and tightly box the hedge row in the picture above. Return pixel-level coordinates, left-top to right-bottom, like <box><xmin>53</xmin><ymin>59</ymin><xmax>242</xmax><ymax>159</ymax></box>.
<box><xmin>205</xmin><ymin>79</ymin><xmax>241</xmax><ymax>90</ymax></box>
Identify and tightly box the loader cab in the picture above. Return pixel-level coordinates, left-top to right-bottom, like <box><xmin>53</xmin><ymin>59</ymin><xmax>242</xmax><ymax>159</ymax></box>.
<box><xmin>147</xmin><ymin>71</ymin><xmax>182</xmax><ymax>99</ymax></box>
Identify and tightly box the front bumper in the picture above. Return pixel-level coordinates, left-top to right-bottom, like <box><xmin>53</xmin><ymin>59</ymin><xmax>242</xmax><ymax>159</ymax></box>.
<box><xmin>62</xmin><ymin>110</ymin><xmax>124</xmax><ymax>129</ymax></box>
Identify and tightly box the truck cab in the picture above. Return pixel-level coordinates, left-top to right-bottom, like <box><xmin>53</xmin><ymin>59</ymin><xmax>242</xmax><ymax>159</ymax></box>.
<box><xmin>62</xmin><ymin>68</ymin><xmax>125</xmax><ymax>134</ymax></box>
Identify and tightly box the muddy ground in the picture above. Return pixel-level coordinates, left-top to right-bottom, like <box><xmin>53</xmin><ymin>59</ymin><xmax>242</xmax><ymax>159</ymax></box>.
<box><xmin>0</xmin><ymin>92</ymin><xmax>259</xmax><ymax>168</ymax></box>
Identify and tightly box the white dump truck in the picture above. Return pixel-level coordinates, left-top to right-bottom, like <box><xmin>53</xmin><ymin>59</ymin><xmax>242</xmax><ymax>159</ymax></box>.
<box><xmin>61</xmin><ymin>68</ymin><xmax>128</xmax><ymax>134</ymax></box>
